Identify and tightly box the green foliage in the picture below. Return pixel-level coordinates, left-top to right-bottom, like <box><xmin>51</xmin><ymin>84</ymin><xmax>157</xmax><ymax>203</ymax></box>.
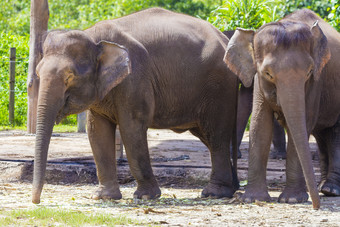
<box><xmin>277</xmin><ymin>0</ymin><xmax>339</xmax><ymax>31</ymax></box>
<box><xmin>47</xmin><ymin>0</ymin><xmax>219</xmax><ymax>30</ymax></box>
<box><xmin>283</xmin><ymin>0</ymin><xmax>332</xmax><ymax>18</ymax></box>
<box><xmin>0</xmin><ymin>31</ymin><xmax>29</xmax><ymax>126</ymax></box>
<box><xmin>208</xmin><ymin>0</ymin><xmax>286</xmax><ymax>31</ymax></box>
<box><xmin>208</xmin><ymin>0</ymin><xmax>340</xmax><ymax>31</ymax></box>
<box><xmin>328</xmin><ymin>0</ymin><xmax>340</xmax><ymax>31</ymax></box>
<box><xmin>0</xmin><ymin>0</ymin><xmax>31</xmax><ymax>36</ymax></box>
<box><xmin>0</xmin><ymin>207</ymin><xmax>141</xmax><ymax>226</ymax></box>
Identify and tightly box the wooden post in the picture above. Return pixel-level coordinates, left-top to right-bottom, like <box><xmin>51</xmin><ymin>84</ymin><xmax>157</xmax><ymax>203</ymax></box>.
<box><xmin>27</xmin><ymin>0</ymin><xmax>49</xmax><ymax>134</ymax></box>
<box><xmin>9</xmin><ymin>48</ymin><xmax>16</xmax><ymax>125</ymax></box>
<box><xmin>77</xmin><ymin>112</ymin><xmax>87</xmax><ymax>133</ymax></box>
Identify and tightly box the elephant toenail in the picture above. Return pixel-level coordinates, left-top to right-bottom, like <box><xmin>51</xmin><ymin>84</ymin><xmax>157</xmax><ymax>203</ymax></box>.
<box><xmin>288</xmin><ymin>198</ymin><xmax>297</xmax><ymax>203</ymax></box>
<box><xmin>141</xmin><ymin>195</ymin><xmax>151</xmax><ymax>200</ymax></box>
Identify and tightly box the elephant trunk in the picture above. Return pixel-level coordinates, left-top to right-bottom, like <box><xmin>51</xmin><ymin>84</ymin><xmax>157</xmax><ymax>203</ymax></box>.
<box><xmin>32</xmin><ymin>83</ymin><xmax>63</xmax><ymax>204</ymax></box>
<box><xmin>277</xmin><ymin>83</ymin><xmax>320</xmax><ymax>209</ymax></box>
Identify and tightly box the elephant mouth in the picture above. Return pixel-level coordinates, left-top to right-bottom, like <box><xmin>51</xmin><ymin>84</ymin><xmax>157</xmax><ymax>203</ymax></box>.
<box><xmin>55</xmin><ymin>104</ymin><xmax>87</xmax><ymax>125</ymax></box>
<box><xmin>55</xmin><ymin>112</ymin><xmax>66</xmax><ymax>125</ymax></box>
<box><xmin>55</xmin><ymin>105</ymin><xmax>68</xmax><ymax>124</ymax></box>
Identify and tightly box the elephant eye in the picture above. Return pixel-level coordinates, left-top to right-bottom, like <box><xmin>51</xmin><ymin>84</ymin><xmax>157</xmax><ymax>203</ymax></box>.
<box><xmin>265</xmin><ymin>71</ymin><xmax>273</xmax><ymax>80</ymax></box>
<box><xmin>64</xmin><ymin>72</ymin><xmax>75</xmax><ymax>86</ymax></box>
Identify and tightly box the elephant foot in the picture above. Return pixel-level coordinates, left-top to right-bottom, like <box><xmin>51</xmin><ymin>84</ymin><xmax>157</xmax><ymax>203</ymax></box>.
<box><xmin>278</xmin><ymin>187</ymin><xmax>308</xmax><ymax>203</ymax></box>
<box><xmin>201</xmin><ymin>183</ymin><xmax>235</xmax><ymax>198</ymax></box>
<box><xmin>134</xmin><ymin>183</ymin><xmax>161</xmax><ymax>200</ymax></box>
<box><xmin>321</xmin><ymin>181</ymin><xmax>340</xmax><ymax>196</ymax></box>
<box><xmin>241</xmin><ymin>187</ymin><xmax>271</xmax><ymax>203</ymax></box>
<box><xmin>92</xmin><ymin>184</ymin><xmax>122</xmax><ymax>200</ymax></box>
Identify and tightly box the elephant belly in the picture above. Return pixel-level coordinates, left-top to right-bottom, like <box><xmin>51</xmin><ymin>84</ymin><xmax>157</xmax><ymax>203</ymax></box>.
<box><xmin>150</xmin><ymin>115</ymin><xmax>198</xmax><ymax>131</ymax></box>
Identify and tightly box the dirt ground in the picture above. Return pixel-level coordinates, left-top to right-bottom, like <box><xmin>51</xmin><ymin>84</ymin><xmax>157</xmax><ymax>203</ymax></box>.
<box><xmin>0</xmin><ymin>129</ymin><xmax>340</xmax><ymax>226</ymax></box>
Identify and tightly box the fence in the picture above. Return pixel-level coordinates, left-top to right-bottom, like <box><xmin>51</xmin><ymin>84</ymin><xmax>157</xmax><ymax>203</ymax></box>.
<box><xmin>9</xmin><ymin>48</ymin><xmax>16</xmax><ymax>125</ymax></box>
<box><xmin>0</xmin><ymin>47</ymin><xmax>29</xmax><ymax>126</ymax></box>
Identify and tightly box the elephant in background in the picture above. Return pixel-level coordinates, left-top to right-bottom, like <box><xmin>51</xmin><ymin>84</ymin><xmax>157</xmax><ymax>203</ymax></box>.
<box><xmin>223</xmin><ymin>31</ymin><xmax>287</xmax><ymax>160</ymax></box>
<box><xmin>32</xmin><ymin>8</ymin><xmax>239</xmax><ymax>204</ymax></box>
<box><xmin>225</xmin><ymin>9</ymin><xmax>340</xmax><ymax>209</ymax></box>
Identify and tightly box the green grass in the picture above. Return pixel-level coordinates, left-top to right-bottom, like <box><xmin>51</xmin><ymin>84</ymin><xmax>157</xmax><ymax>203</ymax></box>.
<box><xmin>0</xmin><ymin>125</ymin><xmax>27</xmax><ymax>131</ymax></box>
<box><xmin>52</xmin><ymin>124</ymin><xmax>78</xmax><ymax>133</ymax></box>
<box><xmin>0</xmin><ymin>207</ymin><xmax>142</xmax><ymax>226</ymax></box>
<box><xmin>0</xmin><ymin>124</ymin><xmax>78</xmax><ymax>133</ymax></box>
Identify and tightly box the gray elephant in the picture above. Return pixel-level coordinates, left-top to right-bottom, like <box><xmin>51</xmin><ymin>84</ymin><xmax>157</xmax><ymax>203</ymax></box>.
<box><xmin>225</xmin><ymin>9</ymin><xmax>340</xmax><ymax>209</ymax></box>
<box><xmin>224</xmin><ymin>31</ymin><xmax>287</xmax><ymax>160</ymax></box>
<box><xmin>32</xmin><ymin>8</ymin><xmax>239</xmax><ymax>204</ymax></box>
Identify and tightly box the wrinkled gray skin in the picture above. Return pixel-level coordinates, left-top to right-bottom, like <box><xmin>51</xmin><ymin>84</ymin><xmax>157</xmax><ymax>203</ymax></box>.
<box><xmin>235</xmin><ymin>83</ymin><xmax>286</xmax><ymax>159</ymax></box>
<box><xmin>225</xmin><ymin>9</ymin><xmax>340</xmax><ymax>209</ymax></box>
<box><xmin>224</xmin><ymin>32</ymin><xmax>287</xmax><ymax>160</ymax></box>
<box><xmin>32</xmin><ymin>8</ymin><xmax>239</xmax><ymax>204</ymax></box>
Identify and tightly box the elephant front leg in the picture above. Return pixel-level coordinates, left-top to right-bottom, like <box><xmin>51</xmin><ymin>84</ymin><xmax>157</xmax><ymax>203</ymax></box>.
<box><xmin>278</xmin><ymin>130</ymin><xmax>308</xmax><ymax>203</ymax></box>
<box><xmin>241</xmin><ymin>87</ymin><xmax>273</xmax><ymax>202</ymax></box>
<box><xmin>119</xmin><ymin>119</ymin><xmax>161</xmax><ymax>199</ymax></box>
<box><xmin>87</xmin><ymin>111</ymin><xmax>122</xmax><ymax>200</ymax></box>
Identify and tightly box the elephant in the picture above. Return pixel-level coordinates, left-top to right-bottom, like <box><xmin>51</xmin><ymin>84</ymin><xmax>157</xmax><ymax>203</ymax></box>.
<box><xmin>223</xmin><ymin>31</ymin><xmax>287</xmax><ymax>160</ymax></box>
<box><xmin>224</xmin><ymin>8</ymin><xmax>340</xmax><ymax>209</ymax></box>
<box><xmin>32</xmin><ymin>8</ymin><xmax>239</xmax><ymax>204</ymax></box>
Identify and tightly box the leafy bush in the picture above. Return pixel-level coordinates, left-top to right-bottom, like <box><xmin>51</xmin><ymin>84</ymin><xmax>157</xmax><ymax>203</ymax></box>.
<box><xmin>0</xmin><ymin>31</ymin><xmax>29</xmax><ymax>126</ymax></box>
<box><xmin>208</xmin><ymin>0</ymin><xmax>285</xmax><ymax>31</ymax></box>
<box><xmin>208</xmin><ymin>0</ymin><xmax>340</xmax><ymax>31</ymax></box>
<box><xmin>283</xmin><ymin>0</ymin><xmax>332</xmax><ymax>18</ymax></box>
<box><xmin>328</xmin><ymin>0</ymin><xmax>340</xmax><ymax>31</ymax></box>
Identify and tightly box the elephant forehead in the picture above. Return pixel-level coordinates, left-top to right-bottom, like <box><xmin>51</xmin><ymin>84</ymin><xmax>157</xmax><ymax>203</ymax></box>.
<box><xmin>44</xmin><ymin>30</ymin><xmax>97</xmax><ymax>61</ymax></box>
<box><xmin>259</xmin><ymin>48</ymin><xmax>313</xmax><ymax>73</ymax></box>
<box><xmin>254</xmin><ymin>21</ymin><xmax>313</xmax><ymax>55</ymax></box>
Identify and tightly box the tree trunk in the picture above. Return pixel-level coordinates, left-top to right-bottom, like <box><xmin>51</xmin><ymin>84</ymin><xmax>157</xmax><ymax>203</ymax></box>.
<box><xmin>27</xmin><ymin>0</ymin><xmax>49</xmax><ymax>134</ymax></box>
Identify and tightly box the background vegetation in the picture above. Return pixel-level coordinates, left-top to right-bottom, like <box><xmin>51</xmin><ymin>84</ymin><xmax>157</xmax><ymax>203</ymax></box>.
<box><xmin>0</xmin><ymin>0</ymin><xmax>339</xmax><ymax>127</ymax></box>
<box><xmin>208</xmin><ymin>0</ymin><xmax>340</xmax><ymax>30</ymax></box>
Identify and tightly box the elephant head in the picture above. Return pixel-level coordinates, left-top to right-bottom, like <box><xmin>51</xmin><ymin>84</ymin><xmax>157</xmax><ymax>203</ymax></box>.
<box><xmin>32</xmin><ymin>30</ymin><xmax>131</xmax><ymax>204</ymax></box>
<box><xmin>224</xmin><ymin>20</ymin><xmax>330</xmax><ymax>209</ymax></box>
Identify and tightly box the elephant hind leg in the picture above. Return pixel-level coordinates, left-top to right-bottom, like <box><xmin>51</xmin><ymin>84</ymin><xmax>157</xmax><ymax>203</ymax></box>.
<box><xmin>313</xmin><ymin>130</ymin><xmax>329</xmax><ymax>192</ymax></box>
<box><xmin>190</xmin><ymin>125</ymin><xmax>238</xmax><ymax>199</ymax></box>
<box><xmin>315</xmin><ymin>119</ymin><xmax>340</xmax><ymax>196</ymax></box>
<box><xmin>270</xmin><ymin>118</ymin><xmax>287</xmax><ymax>159</ymax></box>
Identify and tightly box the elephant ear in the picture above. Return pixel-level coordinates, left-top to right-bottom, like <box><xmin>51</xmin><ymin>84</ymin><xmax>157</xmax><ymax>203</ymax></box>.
<box><xmin>224</xmin><ymin>28</ymin><xmax>256</xmax><ymax>88</ymax></box>
<box><xmin>311</xmin><ymin>21</ymin><xmax>331</xmax><ymax>81</ymax></box>
<box><xmin>96</xmin><ymin>41</ymin><xmax>131</xmax><ymax>100</ymax></box>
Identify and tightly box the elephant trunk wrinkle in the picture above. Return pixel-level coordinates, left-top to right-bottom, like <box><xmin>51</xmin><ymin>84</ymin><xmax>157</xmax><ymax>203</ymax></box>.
<box><xmin>277</xmin><ymin>83</ymin><xmax>320</xmax><ymax>209</ymax></box>
<box><xmin>32</xmin><ymin>97</ymin><xmax>61</xmax><ymax>204</ymax></box>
